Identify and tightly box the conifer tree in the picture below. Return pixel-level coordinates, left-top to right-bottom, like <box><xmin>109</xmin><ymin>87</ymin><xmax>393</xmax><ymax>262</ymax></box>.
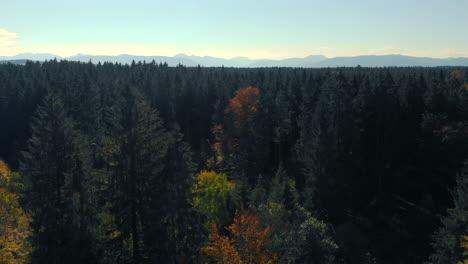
<box><xmin>20</xmin><ymin>93</ymin><xmax>95</xmax><ymax>264</ymax></box>
<box><xmin>429</xmin><ymin>161</ymin><xmax>468</xmax><ymax>264</ymax></box>
<box><xmin>147</xmin><ymin>128</ymin><xmax>206</xmax><ymax>263</ymax></box>
<box><xmin>107</xmin><ymin>87</ymin><xmax>170</xmax><ymax>264</ymax></box>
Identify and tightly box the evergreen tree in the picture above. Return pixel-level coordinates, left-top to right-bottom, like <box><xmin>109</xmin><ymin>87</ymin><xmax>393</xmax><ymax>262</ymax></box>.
<box><xmin>428</xmin><ymin>161</ymin><xmax>468</xmax><ymax>264</ymax></box>
<box><xmin>105</xmin><ymin>87</ymin><xmax>169</xmax><ymax>264</ymax></box>
<box><xmin>146</xmin><ymin>128</ymin><xmax>206</xmax><ymax>263</ymax></box>
<box><xmin>20</xmin><ymin>93</ymin><xmax>96</xmax><ymax>264</ymax></box>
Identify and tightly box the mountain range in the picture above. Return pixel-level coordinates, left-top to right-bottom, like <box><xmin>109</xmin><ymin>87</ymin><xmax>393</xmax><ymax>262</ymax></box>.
<box><xmin>2</xmin><ymin>53</ymin><xmax>468</xmax><ymax>67</ymax></box>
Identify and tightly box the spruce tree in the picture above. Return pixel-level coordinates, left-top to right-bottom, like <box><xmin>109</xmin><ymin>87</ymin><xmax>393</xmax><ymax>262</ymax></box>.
<box><xmin>106</xmin><ymin>87</ymin><xmax>169</xmax><ymax>264</ymax></box>
<box><xmin>428</xmin><ymin>161</ymin><xmax>468</xmax><ymax>264</ymax></box>
<box><xmin>20</xmin><ymin>93</ymin><xmax>95</xmax><ymax>264</ymax></box>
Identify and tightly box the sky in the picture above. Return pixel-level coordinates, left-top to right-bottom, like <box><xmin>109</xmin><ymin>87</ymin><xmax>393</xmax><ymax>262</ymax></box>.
<box><xmin>1</xmin><ymin>0</ymin><xmax>468</xmax><ymax>59</ymax></box>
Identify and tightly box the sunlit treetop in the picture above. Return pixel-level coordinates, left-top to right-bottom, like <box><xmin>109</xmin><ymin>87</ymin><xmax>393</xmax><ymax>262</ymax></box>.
<box><xmin>192</xmin><ymin>170</ymin><xmax>236</xmax><ymax>223</ymax></box>
<box><xmin>0</xmin><ymin>160</ymin><xmax>32</xmax><ymax>264</ymax></box>
<box><xmin>451</xmin><ymin>69</ymin><xmax>465</xmax><ymax>80</ymax></box>
<box><xmin>202</xmin><ymin>209</ymin><xmax>278</xmax><ymax>264</ymax></box>
<box><xmin>0</xmin><ymin>160</ymin><xmax>11</xmax><ymax>187</ymax></box>
<box><xmin>225</xmin><ymin>86</ymin><xmax>260</xmax><ymax>130</ymax></box>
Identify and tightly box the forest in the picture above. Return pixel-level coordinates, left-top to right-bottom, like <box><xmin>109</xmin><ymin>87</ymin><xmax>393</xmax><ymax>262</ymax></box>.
<box><xmin>0</xmin><ymin>60</ymin><xmax>467</xmax><ymax>264</ymax></box>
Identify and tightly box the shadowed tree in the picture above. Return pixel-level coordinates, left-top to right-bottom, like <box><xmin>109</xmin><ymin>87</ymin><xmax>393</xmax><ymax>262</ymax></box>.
<box><xmin>428</xmin><ymin>161</ymin><xmax>468</xmax><ymax>264</ymax></box>
<box><xmin>20</xmin><ymin>93</ymin><xmax>95</xmax><ymax>264</ymax></box>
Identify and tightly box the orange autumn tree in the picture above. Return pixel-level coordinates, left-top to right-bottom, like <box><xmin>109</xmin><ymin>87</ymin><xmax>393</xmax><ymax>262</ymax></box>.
<box><xmin>203</xmin><ymin>87</ymin><xmax>261</xmax><ymax>179</ymax></box>
<box><xmin>211</xmin><ymin>86</ymin><xmax>261</xmax><ymax>176</ymax></box>
<box><xmin>201</xmin><ymin>223</ymin><xmax>242</xmax><ymax>264</ymax></box>
<box><xmin>0</xmin><ymin>160</ymin><xmax>32</xmax><ymax>264</ymax></box>
<box><xmin>202</xmin><ymin>209</ymin><xmax>278</xmax><ymax>264</ymax></box>
<box><xmin>225</xmin><ymin>86</ymin><xmax>260</xmax><ymax>132</ymax></box>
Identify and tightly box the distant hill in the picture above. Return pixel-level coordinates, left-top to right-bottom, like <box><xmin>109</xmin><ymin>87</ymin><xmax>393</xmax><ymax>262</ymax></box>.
<box><xmin>0</xmin><ymin>53</ymin><xmax>60</xmax><ymax>61</ymax></box>
<box><xmin>248</xmin><ymin>55</ymin><xmax>328</xmax><ymax>67</ymax></box>
<box><xmin>2</xmin><ymin>53</ymin><xmax>468</xmax><ymax>67</ymax></box>
<box><xmin>174</xmin><ymin>54</ymin><xmax>249</xmax><ymax>67</ymax></box>
<box><xmin>67</xmin><ymin>54</ymin><xmax>199</xmax><ymax>66</ymax></box>
<box><xmin>314</xmin><ymin>54</ymin><xmax>468</xmax><ymax>67</ymax></box>
<box><xmin>0</xmin><ymin>59</ymin><xmax>30</xmax><ymax>65</ymax></box>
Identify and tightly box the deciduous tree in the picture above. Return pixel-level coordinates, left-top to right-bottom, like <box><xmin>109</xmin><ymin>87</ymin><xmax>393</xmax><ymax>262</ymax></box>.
<box><xmin>202</xmin><ymin>209</ymin><xmax>278</xmax><ymax>264</ymax></box>
<box><xmin>192</xmin><ymin>170</ymin><xmax>236</xmax><ymax>225</ymax></box>
<box><xmin>0</xmin><ymin>160</ymin><xmax>31</xmax><ymax>264</ymax></box>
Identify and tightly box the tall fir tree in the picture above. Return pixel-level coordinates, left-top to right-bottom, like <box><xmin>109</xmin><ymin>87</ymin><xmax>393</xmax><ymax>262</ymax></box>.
<box><xmin>20</xmin><ymin>93</ymin><xmax>96</xmax><ymax>264</ymax></box>
<box><xmin>106</xmin><ymin>87</ymin><xmax>170</xmax><ymax>264</ymax></box>
<box><xmin>428</xmin><ymin>161</ymin><xmax>468</xmax><ymax>264</ymax></box>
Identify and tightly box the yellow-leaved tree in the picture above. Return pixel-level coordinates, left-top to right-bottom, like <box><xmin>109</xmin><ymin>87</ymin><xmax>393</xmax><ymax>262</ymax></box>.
<box><xmin>458</xmin><ymin>236</ymin><xmax>468</xmax><ymax>264</ymax></box>
<box><xmin>0</xmin><ymin>160</ymin><xmax>32</xmax><ymax>264</ymax></box>
<box><xmin>192</xmin><ymin>170</ymin><xmax>236</xmax><ymax>225</ymax></box>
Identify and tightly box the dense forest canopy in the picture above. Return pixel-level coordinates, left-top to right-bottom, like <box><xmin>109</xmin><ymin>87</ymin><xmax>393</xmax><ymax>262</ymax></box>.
<box><xmin>0</xmin><ymin>60</ymin><xmax>467</xmax><ymax>264</ymax></box>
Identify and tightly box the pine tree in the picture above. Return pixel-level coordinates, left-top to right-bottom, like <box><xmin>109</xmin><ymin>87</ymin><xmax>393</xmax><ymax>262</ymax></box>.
<box><xmin>428</xmin><ymin>161</ymin><xmax>468</xmax><ymax>264</ymax></box>
<box><xmin>272</xmin><ymin>89</ymin><xmax>292</xmax><ymax>163</ymax></box>
<box><xmin>296</xmin><ymin>79</ymin><xmax>338</xmax><ymax>210</ymax></box>
<box><xmin>105</xmin><ymin>87</ymin><xmax>170</xmax><ymax>264</ymax></box>
<box><xmin>146</xmin><ymin>128</ymin><xmax>206</xmax><ymax>263</ymax></box>
<box><xmin>269</xmin><ymin>163</ymin><xmax>287</xmax><ymax>204</ymax></box>
<box><xmin>20</xmin><ymin>93</ymin><xmax>95</xmax><ymax>264</ymax></box>
<box><xmin>298</xmin><ymin>212</ymin><xmax>338</xmax><ymax>264</ymax></box>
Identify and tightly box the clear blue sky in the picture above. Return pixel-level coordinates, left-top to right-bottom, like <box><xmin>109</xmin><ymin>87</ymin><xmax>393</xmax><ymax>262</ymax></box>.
<box><xmin>1</xmin><ymin>0</ymin><xmax>468</xmax><ymax>59</ymax></box>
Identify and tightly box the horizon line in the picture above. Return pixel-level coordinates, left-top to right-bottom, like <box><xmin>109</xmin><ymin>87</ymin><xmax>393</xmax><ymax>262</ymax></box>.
<box><xmin>2</xmin><ymin>52</ymin><xmax>468</xmax><ymax>61</ymax></box>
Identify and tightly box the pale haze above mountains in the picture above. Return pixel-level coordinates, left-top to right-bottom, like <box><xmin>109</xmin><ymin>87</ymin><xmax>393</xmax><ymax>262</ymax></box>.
<box><xmin>2</xmin><ymin>53</ymin><xmax>468</xmax><ymax>67</ymax></box>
